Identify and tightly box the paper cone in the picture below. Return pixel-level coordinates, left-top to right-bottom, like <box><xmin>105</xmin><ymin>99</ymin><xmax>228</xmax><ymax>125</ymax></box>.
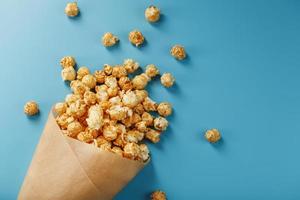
<box><xmin>18</xmin><ymin>110</ymin><xmax>146</xmax><ymax>200</ymax></box>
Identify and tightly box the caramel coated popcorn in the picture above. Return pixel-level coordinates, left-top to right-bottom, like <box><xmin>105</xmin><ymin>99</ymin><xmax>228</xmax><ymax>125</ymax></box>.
<box><xmin>129</xmin><ymin>30</ymin><xmax>145</xmax><ymax>47</ymax></box>
<box><xmin>102</xmin><ymin>32</ymin><xmax>119</xmax><ymax>47</ymax></box>
<box><xmin>170</xmin><ymin>45</ymin><xmax>186</xmax><ymax>60</ymax></box>
<box><xmin>160</xmin><ymin>73</ymin><xmax>175</xmax><ymax>88</ymax></box>
<box><xmin>60</xmin><ymin>56</ymin><xmax>76</xmax><ymax>68</ymax></box>
<box><xmin>55</xmin><ymin>59</ymin><xmax>174</xmax><ymax>162</ymax></box>
<box><xmin>24</xmin><ymin>101</ymin><xmax>39</xmax><ymax>116</ymax></box>
<box><xmin>151</xmin><ymin>190</ymin><xmax>167</xmax><ymax>200</ymax></box>
<box><xmin>65</xmin><ymin>2</ymin><xmax>79</xmax><ymax>17</ymax></box>
<box><xmin>145</xmin><ymin>6</ymin><xmax>160</xmax><ymax>23</ymax></box>
<box><xmin>205</xmin><ymin>128</ymin><xmax>221</xmax><ymax>143</ymax></box>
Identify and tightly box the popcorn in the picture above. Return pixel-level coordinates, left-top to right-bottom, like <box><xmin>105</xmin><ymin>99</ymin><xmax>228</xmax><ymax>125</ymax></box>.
<box><xmin>160</xmin><ymin>73</ymin><xmax>175</xmax><ymax>88</ymax></box>
<box><xmin>56</xmin><ymin>113</ymin><xmax>71</xmax><ymax>129</ymax></box>
<box><xmin>135</xmin><ymin>121</ymin><xmax>147</xmax><ymax>132</ymax></box>
<box><xmin>157</xmin><ymin>102</ymin><xmax>172</xmax><ymax>117</ymax></box>
<box><xmin>112</xmin><ymin>66</ymin><xmax>127</xmax><ymax>78</ymax></box>
<box><xmin>107</xmin><ymin>105</ymin><xmax>127</xmax><ymax>120</ymax></box>
<box><xmin>110</xmin><ymin>146</ymin><xmax>123</xmax><ymax>156</ymax></box>
<box><xmin>205</xmin><ymin>129</ymin><xmax>221</xmax><ymax>143</ymax></box>
<box><xmin>109</xmin><ymin>96</ymin><xmax>121</xmax><ymax>105</ymax></box>
<box><xmin>54</xmin><ymin>102</ymin><xmax>67</xmax><ymax>116</ymax></box>
<box><xmin>67</xmin><ymin>121</ymin><xmax>83</xmax><ymax>137</ymax></box>
<box><xmin>142</xmin><ymin>97</ymin><xmax>157</xmax><ymax>111</ymax></box>
<box><xmin>145</xmin><ymin>5</ymin><xmax>160</xmax><ymax>23</ymax></box>
<box><xmin>154</xmin><ymin>117</ymin><xmax>168</xmax><ymax>131</ymax></box>
<box><xmin>124</xmin><ymin>130</ymin><xmax>144</xmax><ymax>143</ymax></box>
<box><xmin>118</xmin><ymin>77</ymin><xmax>133</xmax><ymax>91</ymax></box>
<box><xmin>135</xmin><ymin>90</ymin><xmax>148</xmax><ymax>103</ymax></box>
<box><xmin>60</xmin><ymin>56</ymin><xmax>76</xmax><ymax>68</ymax></box>
<box><xmin>133</xmin><ymin>103</ymin><xmax>144</xmax><ymax>115</ymax></box>
<box><xmin>82</xmin><ymin>74</ymin><xmax>96</xmax><ymax>89</ymax></box>
<box><xmin>103</xmin><ymin>125</ymin><xmax>118</xmax><ymax>141</ymax></box>
<box><xmin>94</xmin><ymin>70</ymin><xmax>106</xmax><ymax>84</ymax></box>
<box><xmin>94</xmin><ymin>136</ymin><xmax>112</xmax><ymax>150</ymax></box>
<box><xmin>139</xmin><ymin>144</ymin><xmax>150</xmax><ymax>162</ymax></box>
<box><xmin>65</xmin><ymin>2</ymin><xmax>79</xmax><ymax>17</ymax></box>
<box><xmin>170</xmin><ymin>45</ymin><xmax>186</xmax><ymax>60</ymax></box>
<box><xmin>122</xmin><ymin>91</ymin><xmax>139</xmax><ymax>108</ymax></box>
<box><xmin>70</xmin><ymin>80</ymin><xmax>88</xmax><ymax>95</ymax></box>
<box><xmin>86</xmin><ymin>104</ymin><xmax>103</xmax><ymax>130</ymax></box>
<box><xmin>123</xmin><ymin>59</ymin><xmax>139</xmax><ymax>73</ymax></box>
<box><xmin>103</xmin><ymin>64</ymin><xmax>113</xmax><ymax>75</ymax></box>
<box><xmin>105</xmin><ymin>76</ymin><xmax>118</xmax><ymax>88</ymax></box>
<box><xmin>77</xmin><ymin>129</ymin><xmax>97</xmax><ymax>143</ymax></box>
<box><xmin>96</xmin><ymin>90</ymin><xmax>109</xmax><ymax>102</ymax></box>
<box><xmin>107</xmin><ymin>87</ymin><xmax>119</xmax><ymax>97</ymax></box>
<box><xmin>77</xmin><ymin>67</ymin><xmax>90</xmax><ymax>80</ymax></box>
<box><xmin>123</xmin><ymin>143</ymin><xmax>141</xmax><ymax>159</ymax></box>
<box><xmin>101</xmin><ymin>32</ymin><xmax>119</xmax><ymax>47</ymax></box>
<box><xmin>61</xmin><ymin>66</ymin><xmax>76</xmax><ymax>81</ymax></box>
<box><xmin>83</xmin><ymin>91</ymin><xmax>97</xmax><ymax>105</ymax></box>
<box><xmin>141</xmin><ymin>112</ymin><xmax>153</xmax><ymax>126</ymax></box>
<box><xmin>145</xmin><ymin>64</ymin><xmax>159</xmax><ymax>78</ymax></box>
<box><xmin>132</xmin><ymin>73</ymin><xmax>150</xmax><ymax>89</ymax></box>
<box><xmin>145</xmin><ymin>128</ymin><xmax>161</xmax><ymax>143</ymax></box>
<box><xmin>151</xmin><ymin>190</ymin><xmax>167</xmax><ymax>200</ymax></box>
<box><xmin>24</xmin><ymin>101</ymin><xmax>39</xmax><ymax>116</ymax></box>
<box><xmin>128</xmin><ymin>30</ymin><xmax>145</xmax><ymax>47</ymax></box>
<box><xmin>66</xmin><ymin>100</ymin><xmax>87</xmax><ymax>118</ymax></box>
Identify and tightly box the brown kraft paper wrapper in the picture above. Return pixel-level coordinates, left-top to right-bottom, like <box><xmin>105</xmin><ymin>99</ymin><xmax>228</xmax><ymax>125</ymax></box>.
<box><xmin>18</xmin><ymin>110</ymin><xmax>146</xmax><ymax>200</ymax></box>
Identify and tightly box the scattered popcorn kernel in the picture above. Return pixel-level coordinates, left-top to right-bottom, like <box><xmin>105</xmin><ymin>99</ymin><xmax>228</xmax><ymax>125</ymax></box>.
<box><xmin>103</xmin><ymin>125</ymin><xmax>118</xmax><ymax>141</ymax></box>
<box><xmin>77</xmin><ymin>67</ymin><xmax>90</xmax><ymax>80</ymax></box>
<box><xmin>60</xmin><ymin>56</ymin><xmax>75</xmax><ymax>68</ymax></box>
<box><xmin>83</xmin><ymin>91</ymin><xmax>97</xmax><ymax>105</ymax></box>
<box><xmin>118</xmin><ymin>77</ymin><xmax>133</xmax><ymax>91</ymax></box>
<box><xmin>101</xmin><ymin>32</ymin><xmax>119</xmax><ymax>47</ymax></box>
<box><xmin>82</xmin><ymin>74</ymin><xmax>96</xmax><ymax>89</ymax></box>
<box><xmin>107</xmin><ymin>105</ymin><xmax>127</xmax><ymax>120</ymax></box>
<box><xmin>67</xmin><ymin>121</ymin><xmax>83</xmax><ymax>137</ymax></box>
<box><xmin>24</xmin><ymin>101</ymin><xmax>39</xmax><ymax>116</ymax></box>
<box><xmin>135</xmin><ymin>121</ymin><xmax>148</xmax><ymax>132</ymax></box>
<box><xmin>54</xmin><ymin>102</ymin><xmax>67</xmax><ymax>116</ymax></box>
<box><xmin>145</xmin><ymin>128</ymin><xmax>161</xmax><ymax>143</ymax></box>
<box><xmin>65</xmin><ymin>2</ymin><xmax>79</xmax><ymax>17</ymax></box>
<box><xmin>94</xmin><ymin>70</ymin><xmax>106</xmax><ymax>84</ymax></box>
<box><xmin>61</xmin><ymin>66</ymin><xmax>76</xmax><ymax>81</ymax></box>
<box><xmin>205</xmin><ymin>128</ymin><xmax>221</xmax><ymax>143</ymax></box>
<box><xmin>151</xmin><ymin>190</ymin><xmax>167</xmax><ymax>200</ymax></box>
<box><xmin>105</xmin><ymin>76</ymin><xmax>118</xmax><ymax>88</ymax></box>
<box><xmin>160</xmin><ymin>73</ymin><xmax>175</xmax><ymax>88</ymax></box>
<box><xmin>145</xmin><ymin>5</ymin><xmax>160</xmax><ymax>23</ymax></box>
<box><xmin>128</xmin><ymin>30</ymin><xmax>145</xmax><ymax>47</ymax></box>
<box><xmin>112</xmin><ymin>66</ymin><xmax>127</xmax><ymax>78</ymax></box>
<box><xmin>86</xmin><ymin>104</ymin><xmax>103</xmax><ymax>130</ymax></box>
<box><xmin>122</xmin><ymin>91</ymin><xmax>139</xmax><ymax>108</ymax></box>
<box><xmin>103</xmin><ymin>64</ymin><xmax>113</xmax><ymax>75</ymax></box>
<box><xmin>145</xmin><ymin>64</ymin><xmax>159</xmax><ymax>78</ymax></box>
<box><xmin>139</xmin><ymin>144</ymin><xmax>150</xmax><ymax>162</ymax></box>
<box><xmin>110</xmin><ymin>146</ymin><xmax>123</xmax><ymax>156</ymax></box>
<box><xmin>170</xmin><ymin>45</ymin><xmax>186</xmax><ymax>60</ymax></box>
<box><xmin>157</xmin><ymin>102</ymin><xmax>172</xmax><ymax>117</ymax></box>
<box><xmin>142</xmin><ymin>97</ymin><xmax>157</xmax><ymax>112</ymax></box>
<box><xmin>154</xmin><ymin>117</ymin><xmax>168</xmax><ymax>131</ymax></box>
<box><xmin>123</xmin><ymin>59</ymin><xmax>139</xmax><ymax>73</ymax></box>
<box><xmin>132</xmin><ymin>73</ymin><xmax>150</xmax><ymax>89</ymax></box>
<box><xmin>133</xmin><ymin>103</ymin><xmax>145</xmax><ymax>115</ymax></box>
<box><xmin>142</xmin><ymin>112</ymin><xmax>153</xmax><ymax>126</ymax></box>
<box><xmin>123</xmin><ymin>142</ymin><xmax>141</xmax><ymax>159</ymax></box>
<box><xmin>125</xmin><ymin>130</ymin><xmax>144</xmax><ymax>143</ymax></box>
<box><xmin>70</xmin><ymin>80</ymin><xmax>88</xmax><ymax>95</ymax></box>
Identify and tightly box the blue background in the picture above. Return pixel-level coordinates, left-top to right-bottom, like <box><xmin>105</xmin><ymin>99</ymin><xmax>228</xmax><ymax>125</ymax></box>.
<box><xmin>0</xmin><ymin>0</ymin><xmax>300</xmax><ymax>199</ymax></box>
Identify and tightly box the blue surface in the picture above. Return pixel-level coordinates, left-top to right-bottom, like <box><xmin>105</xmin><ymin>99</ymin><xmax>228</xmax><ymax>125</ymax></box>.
<box><xmin>0</xmin><ymin>0</ymin><xmax>300</xmax><ymax>199</ymax></box>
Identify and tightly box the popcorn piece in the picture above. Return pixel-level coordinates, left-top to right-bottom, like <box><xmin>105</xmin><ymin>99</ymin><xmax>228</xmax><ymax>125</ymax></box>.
<box><xmin>70</xmin><ymin>80</ymin><xmax>88</xmax><ymax>95</ymax></box>
<box><xmin>107</xmin><ymin>87</ymin><xmax>119</xmax><ymax>97</ymax></box>
<box><xmin>170</xmin><ymin>45</ymin><xmax>186</xmax><ymax>60</ymax></box>
<box><xmin>112</xmin><ymin>66</ymin><xmax>127</xmax><ymax>78</ymax></box>
<box><xmin>110</xmin><ymin>146</ymin><xmax>123</xmax><ymax>156</ymax></box>
<box><xmin>145</xmin><ymin>5</ymin><xmax>160</xmax><ymax>23</ymax></box>
<box><xmin>96</xmin><ymin>90</ymin><xmax>109</xmax><ymax>102</ymax></box>
<box><xmin>205</xmin><ymin>128</ymin><xmax>221</xmax><ymax>143</ymax></box>
<box><xmin>113</xmin><ymin>134</ymin><xmax>127</xmax><ymax>148</ymax></box>
<box><xmin>103</xmin><ymin>64</ymin><xmax>113</xmax><ymax>75</ymax></box>
<box><xmin>142</xmin><ymin>97</ymin><xmax>157</xmax><ymax>112</ymax></box>
<box><xmin>109</xmin><ymin>96</ymin><xmax>121</xmax><ymax>105</ymax></box>
<box><xmin>107</xmin><ymin>105</ymin><xmax>127</xmax><ymax>120</ymax></box>
<box><xmin>118</xmin><ymin>77</ymin><xmax>133</xmax><ymax>91</ymax></box>
<box><xmin>135</xmin><ymin>90</ymin><xmax>148</xmax><ymax>103</ymax></box>
<box><xmin>95</xmin><ymin>84</ymin><xmax>108</xmax><ymax>93</ymax></box>
<box><xmin>66</xmin><ymin>100</ymin><xmax>87</xmax><ymax>118</ymax></box>
<box><xmin>160</xmin><ymin>73</ymin><xmax>175</xmax><ymax>88</ymax></box>
<box><xmin>94</xmin><ymin>136</ymin><xmax>112</xmax><ymax>150</ymax></box>
<box><xmin>77</xmin><ymin>67</ymin><xmax>90</xmax><ymax>80</ymax></box>
<box><xmin>56</xmin><ymin>113</ymin><xmax>71</xmax><ymax>129</ymax></box>
<box><xmin>101</xmin><ymin>32</ymin><xmax>119</xmax><ymax>47</ymax></box>
<box><xmin>67</xmin><ymin>121</ymin><xmax>83</xmax><ymax>137</ymax></box>
<box><xmin>86</xmin><ymin>104</ymin><xmax>103</xmax><ymax>130</ymax></box>
<box><xmin>77</xmin><ymin>129</ymin><xmax>98</xmax><ymax>143</ymax></box>
<box><xmin>124</xmin><ymin>130</ymin><xmax>144</xmax><ymax>143</ymax></box>
<box><xmin>94</xmin><ymin>70</ymin><xmax>106</xmax><ymax>84</ymax></box>
<box><xmin>141</xmin><ymin>112</ymin><xmax>153</xmax><ymax>126</ymax></box>
<box><xmin>132</xmin><ymin>73</ymin><xmax>150</xmax><ymax>89</ymax></box>
<box><xmin>103</xmin><ymin>125</ymin><xmax>118</xmax><ymax>141</ymax></box>
<box><xmin>122</xmin><ymin>91</ymin><xmax>139</xmax><ymax>108</ymax></box>
<box><xmin>145</xmin><ymin>128</ymin><xmax>161</xmax><ymax>143</ymax></box>
<box><xmin>128</xmin><ymin>30</ymin><xmax>145</xmax><ymax>47</ymax></box>
<box><xmin>123</xmin><ymin>142</ymin><xmax>141</xmax><ymax>159</ymax></box>
<box><xmin>123</xmin><ymin>59</ymin><xmax>139</xmax><ymax>73</ymax></box>
<box><xmin>157</xmin><ymin>102</ymin><xmax>172</xmax><ymax>117</ymax></box>
<box><xmin>54</xmin><ymin>102</ymin><xmax>67</xmax><ymax>116</ymax></box>
<box><xmin>24</xmin><ymin>101</ymin><xmax>39</xmax><ymax>116</ymax></box>
<box><xmin>145</xmin><ymin>64</ymin><xmax>159</xmax><ymax>78</ymax></box>
<box><xmin>139</xmin><ymin>144</ymin><xmax>150</xmax><ymax>162</ymax></box>
<box><xmin>82</xmin><ymin>74</ymin><xmax>96</xmax><ymax>89</ymax></box>
<box><xmin>65</xmin><ymin>94</ymin><xmax>81</xmax><ymax>105</ymax></box>
<box><xmin>83</xmin><ymin>91</ymin><xmax>97</xmax><ymax>105</ymax></box>
<box><xmin>61</xmin><ymin>66</ymin><xmax>76</xmax><ymax>81</ymax></box>
<box><xmin>133</xmin><ymin>103</ymin><xmax>144</xmax><ymax>115</ymax></box>
<box><xmin>105</xmin><ymin>76</ymin><xmax>118</xmax><ymax>88</ymax></box>
<box><xmin>60</xmin><ymin>56</ymin><xmax>75</xmax><ymax>68</ymax></box>
<box><xmin>135</xmin><ymin>121</ymin><xmax>147</xmax><ymax>132</ymax></box>
<box><xmin>154</xmin><ymin>117</ymin><xmax>168</xmax><ymax>131</ymax></box>
<box><xmin>151</xmin><ymin>191</ymin><xmax>167</xmax><ymax>200</ymax></box>
<box><xmin>65</xmin><ymin>2</ymin><xmax>79</xmax><ymax>17</ymax></box>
